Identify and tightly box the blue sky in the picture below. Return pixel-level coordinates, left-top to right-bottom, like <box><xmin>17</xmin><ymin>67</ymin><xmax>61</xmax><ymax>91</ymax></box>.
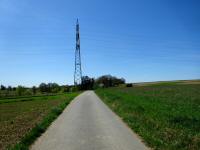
<box><xmin>0</xmin><ymin>0</ymin><xmax>199</xmax><ymax>86</ymax></box>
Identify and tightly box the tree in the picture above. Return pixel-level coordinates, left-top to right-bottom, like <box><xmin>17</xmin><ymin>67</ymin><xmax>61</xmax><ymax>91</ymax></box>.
<box><xmin>7</xmin><ymin>86</ymin><xmax>12</xmax><ymax>91</ymax></box>
<box><xmin>39</xmin><ymin>83</ymin><xmax>61</xmax><ymax>93</ymax></box>
<box><xmin>32</xmin><ymin>86</ymin><xmax>37</xmax><ymax>95</ymax></box>
<box><xmin>95</xmin><ymin>75</ymin><xmax>112</xmax><ymax>87</ymax></box>
<box><xmin>60</xmin><ymin>85</ymin><xmax>70</xmax><ymax>93</ymax></box>
<box><xmin>81</xmin><ymin>76</ymin><xmax>94</xmax><ymax>90</ymax></box>
<box><xmin>95</xmin><ymin>75</ymin><xmax>125</xmax><ymax>88</ymax></box>
<box><xmin>39</xmin><ymin>83</ymin><xmax>48</xmax><ymax>93</ymax></box>
<box><xmin>51</xmin><ymin>83</ymin><xmax>60</xmax><ymax>93</ymax></box>
<box><xmin>0</xmin><ymin>85</ymin><xmax>6</xmax><ymax>90</ymax></box>
<box><xmin>47</xmin><ymin>83</ymin><xmax>60</xmax><ymax>93</ymax></box>
<box><xmin>16</xmin><ymin>86</ymin><xmax>26</xmax><ymax>96</ymax></box>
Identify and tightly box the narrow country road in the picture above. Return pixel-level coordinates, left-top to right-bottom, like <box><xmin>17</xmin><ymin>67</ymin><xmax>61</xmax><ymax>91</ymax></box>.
<box><xmin>31</xmin><ymin>91</ymin><xmax>148</xmax><ymax>150</ymax></box>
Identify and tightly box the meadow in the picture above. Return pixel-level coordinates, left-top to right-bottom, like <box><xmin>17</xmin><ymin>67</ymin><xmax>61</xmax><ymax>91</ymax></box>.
<box><xmin>96</xmin><ymin>81</ymin><xmax>200</xmax><ymax>150</ymax></box>
<box><xmin>0</xmin><ymin>93</ymin><xmax>79</xmax><ymax>150</ymax></box>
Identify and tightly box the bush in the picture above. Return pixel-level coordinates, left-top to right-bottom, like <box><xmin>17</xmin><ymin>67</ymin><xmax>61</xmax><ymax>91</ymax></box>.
<box><xmin>126</xmin><ymin>83</ymin><xmax>133</xmax><ymax>87</ymax></box>
<box><xmin>16</xmin><ymin>86</ymin><xmax>26</xmax><ymax>96</ymax></box>
<box><xmin>24</xmin><ymin>89</ymin><xmax>32</xmax><ymax>95</ymax></box>
<box><xmin>70</xmin><ymin>86</ymin><xmax>79</xmax><ymax>92</ymax></box>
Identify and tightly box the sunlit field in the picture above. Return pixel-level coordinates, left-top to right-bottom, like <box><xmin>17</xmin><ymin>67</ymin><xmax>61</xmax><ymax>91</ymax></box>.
<box><xmin>0</xmin><ymin>93</ymin><xmax>79</xmax><ymax>150</ymax></box>
<box><xmin>96</xmin><ymin>81</ymin><xmax>200</xmax><ymax>150</ymax></box>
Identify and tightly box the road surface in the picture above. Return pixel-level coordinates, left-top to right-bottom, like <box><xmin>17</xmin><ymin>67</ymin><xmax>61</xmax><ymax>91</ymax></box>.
<box><xmin>31</xmin><ymin>91</ymin><xmax>148</xmax><ymax>150</ymax></box>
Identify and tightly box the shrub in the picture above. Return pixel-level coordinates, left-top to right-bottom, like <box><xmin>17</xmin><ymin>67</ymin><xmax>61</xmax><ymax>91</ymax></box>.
<box><xmin>126</xmin><ymin>83</ymin><xmax>133</xmax><ymax>87</ymax></box>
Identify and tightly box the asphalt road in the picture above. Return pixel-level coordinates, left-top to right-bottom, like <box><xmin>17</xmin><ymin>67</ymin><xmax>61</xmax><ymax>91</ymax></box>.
<box><xmin>31</xmin><ymin>91</ymin><xmax>148</xmax><ymax>150</ymax></box>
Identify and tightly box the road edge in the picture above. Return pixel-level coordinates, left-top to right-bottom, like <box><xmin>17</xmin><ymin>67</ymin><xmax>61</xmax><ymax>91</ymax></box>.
<box><xmin>94</xmin><ymin>90</ymin><xmax>151</xmax><ymax>150</ymax></box>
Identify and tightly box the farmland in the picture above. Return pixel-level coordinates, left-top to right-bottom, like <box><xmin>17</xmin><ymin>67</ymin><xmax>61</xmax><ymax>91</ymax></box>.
<box><xmin>95</xmin><ymin>81</ymin><xmax>200</xmax><ymax>150</ymax></box>
<box><xmin>0</xmin><ymin>93</ymin><xmax>79</xmax><ymax>150</ymax></box>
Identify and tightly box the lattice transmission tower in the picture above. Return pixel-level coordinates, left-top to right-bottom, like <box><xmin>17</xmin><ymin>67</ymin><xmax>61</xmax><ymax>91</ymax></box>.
<box><xmin>74</xmin><ymin>19</ymin><xmax>82</xmax><ymax>85</ymax></box>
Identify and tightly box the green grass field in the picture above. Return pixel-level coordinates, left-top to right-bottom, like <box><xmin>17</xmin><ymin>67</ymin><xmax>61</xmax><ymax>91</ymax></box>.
<box><xmin>96</xmin><ymin>82</ymin><xmax>200</xmax><ymax>150</ymax></box>
<box><xmin>0</xmin><ymin>93</ymin><xmax>79</xmax><ymax>150</ymax></box>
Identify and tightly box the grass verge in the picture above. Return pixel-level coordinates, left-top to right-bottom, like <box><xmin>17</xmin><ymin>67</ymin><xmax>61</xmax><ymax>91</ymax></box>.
<box><xmin>95</xmin><ymin>83</ymin><xmax>200</xmax><ymax>150</ymax></box>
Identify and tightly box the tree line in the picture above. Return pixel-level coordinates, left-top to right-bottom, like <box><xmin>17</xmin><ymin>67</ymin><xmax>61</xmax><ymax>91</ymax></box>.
<box><xmin>0</xmin><ymin>83</ymin><xmax>71</xmax><ymax>98</ymax></box>
<box><xmin>0</xmin><ymin>75</ymin><xmax>126</xmax><ymax>98</ymax></box>
<box><xmin>81</xmin><ymin>74</ymin><xmax>125</xmax><ymax>90</ymax></box>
